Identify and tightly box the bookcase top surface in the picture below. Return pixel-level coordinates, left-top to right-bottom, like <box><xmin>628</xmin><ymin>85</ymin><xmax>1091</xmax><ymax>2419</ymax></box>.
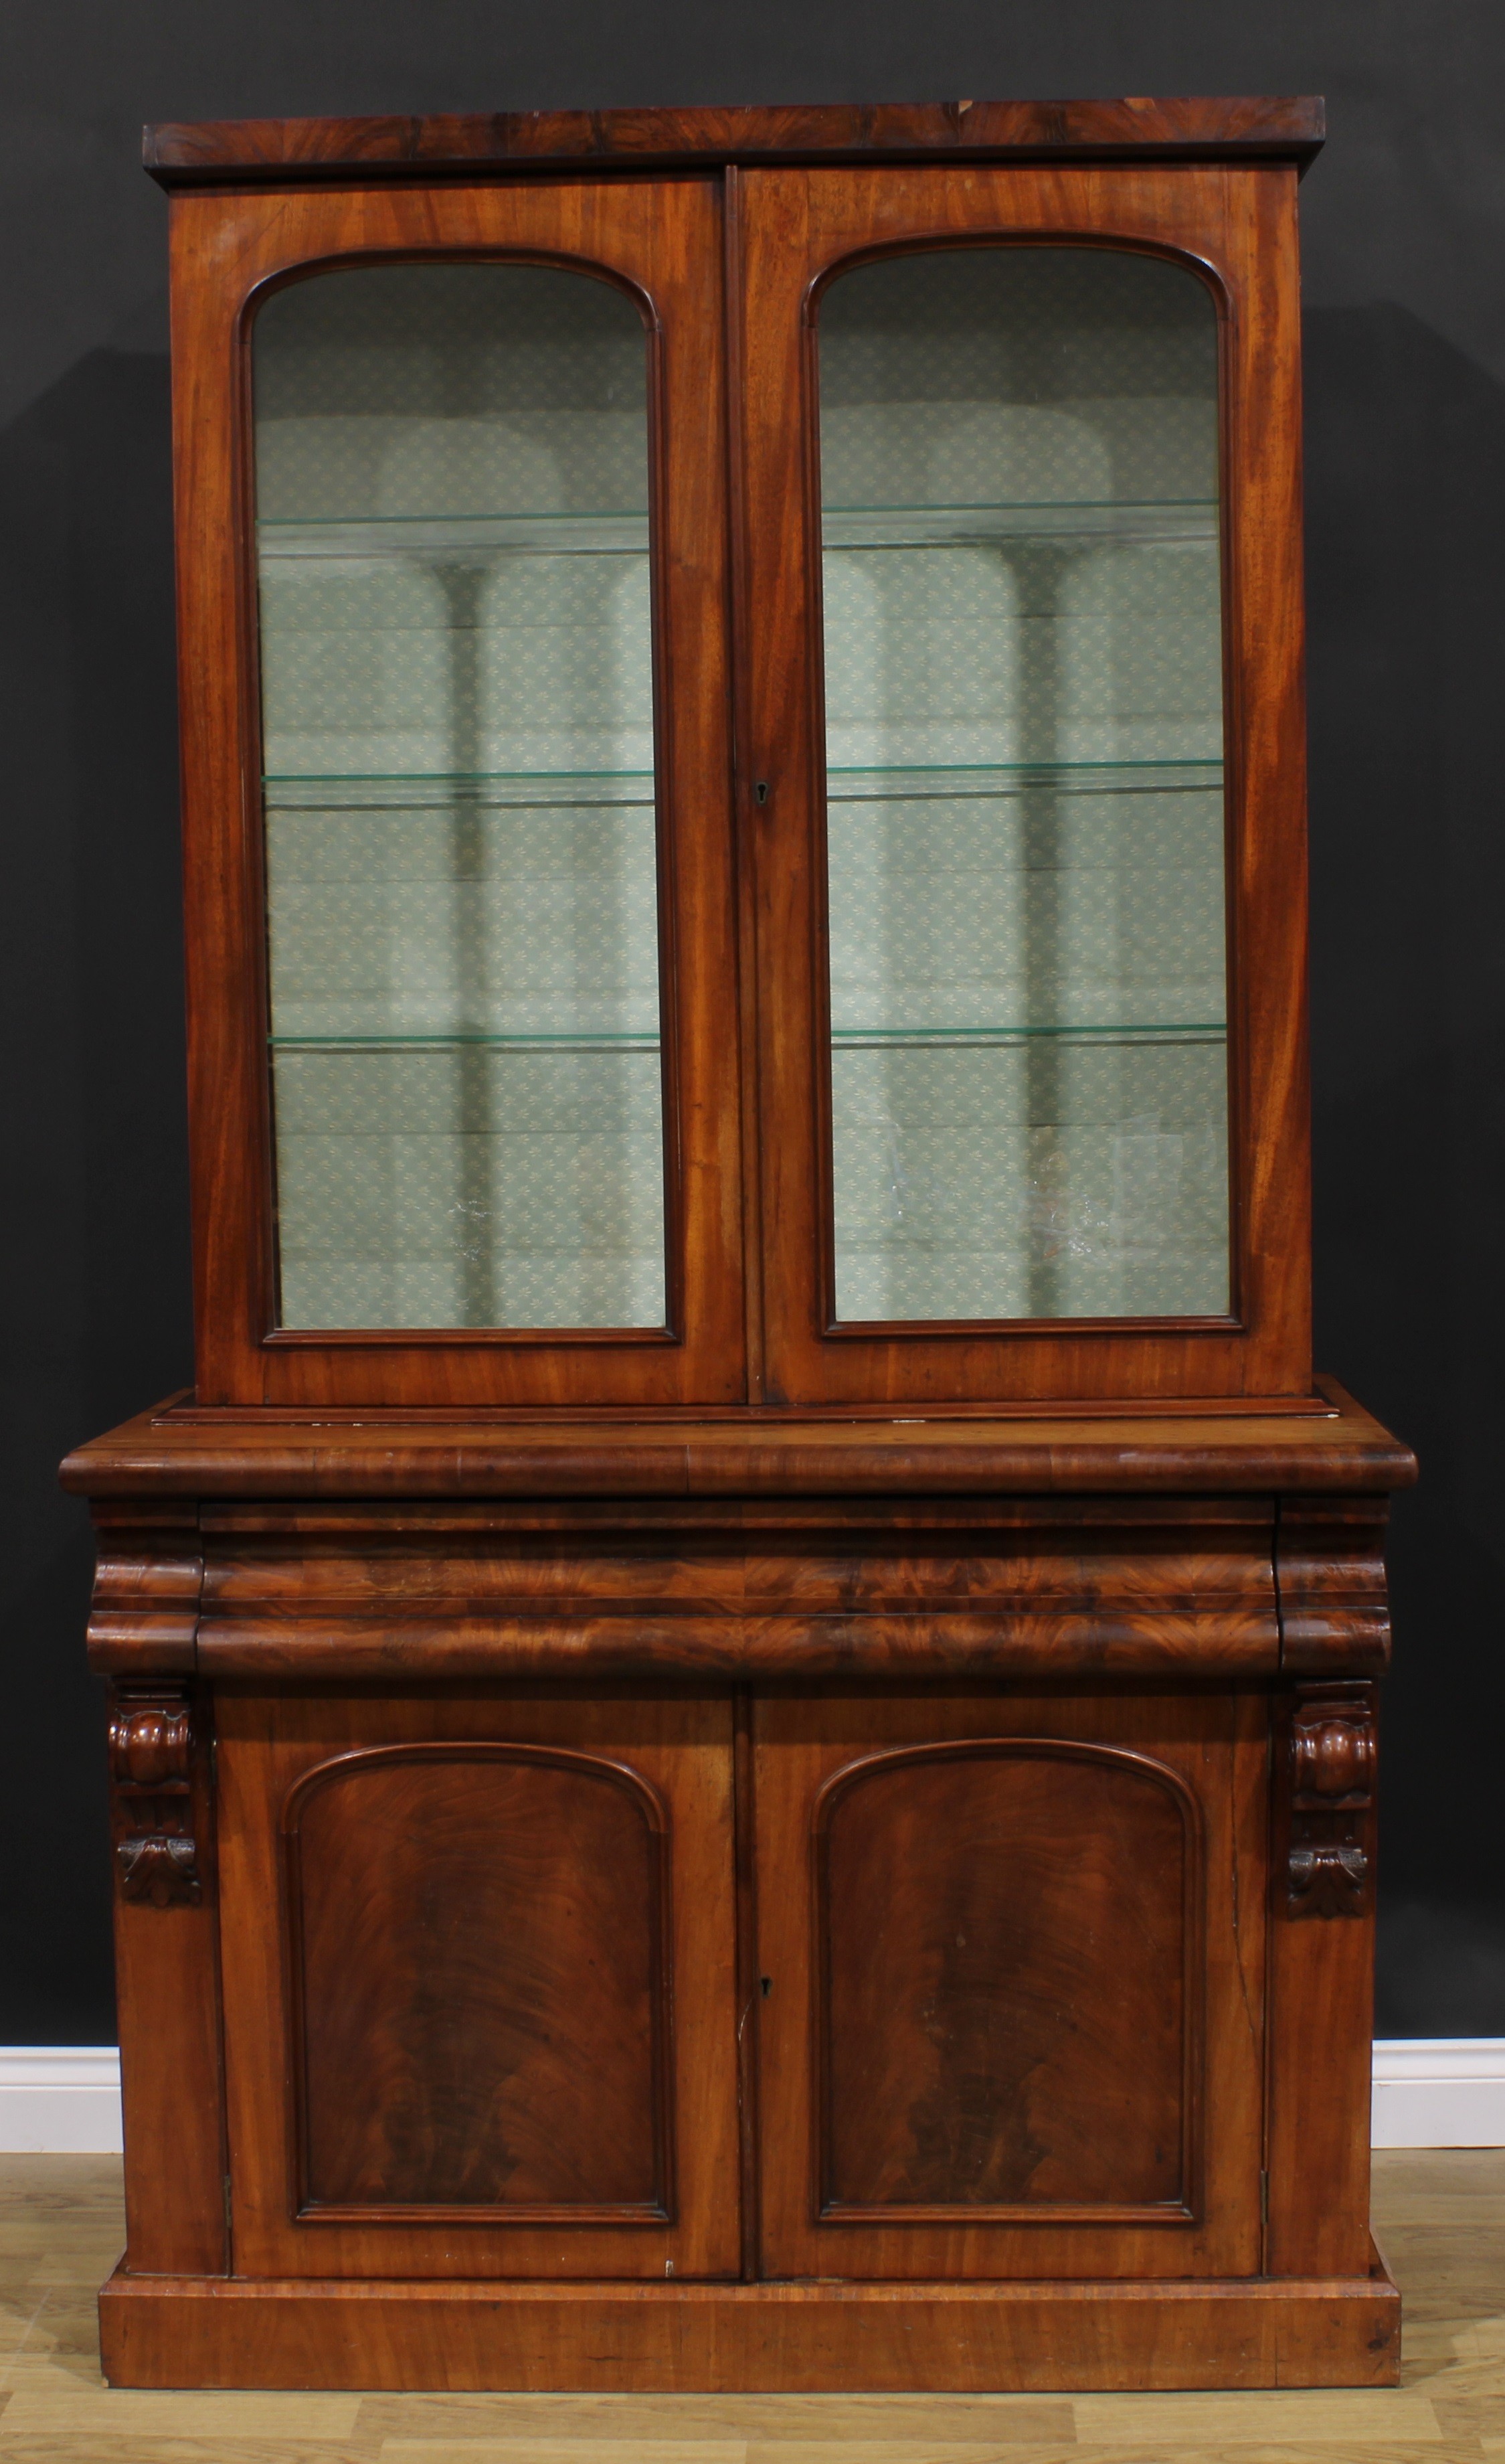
<box><xmin>144</xmin><ymin>97</ymin><xmax>1325</xmax><ymax>187</ymax></box>
<box><xmin>62</xmin><ymin>1377</ymin><xmax>1411</xmax><ymax>1502</ymax></box>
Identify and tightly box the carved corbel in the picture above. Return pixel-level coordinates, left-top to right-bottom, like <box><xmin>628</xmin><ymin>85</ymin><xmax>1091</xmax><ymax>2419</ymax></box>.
<box><xmin>1285</xmin><ymin>1686</ymin><xmax>1375</xmax><ymax>1919</ymax></box>
<box><xmin>109</xmin><ymin>1686</ymin><xmax>201</xmax><ymax>1907</ymax></box>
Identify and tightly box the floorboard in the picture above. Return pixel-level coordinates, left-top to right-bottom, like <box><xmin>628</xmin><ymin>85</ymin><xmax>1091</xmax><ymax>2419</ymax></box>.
<box><xmin>0</xmin><ymin>2152</ymin><xmax>1498</xmax><ymax>2459</ymax></box>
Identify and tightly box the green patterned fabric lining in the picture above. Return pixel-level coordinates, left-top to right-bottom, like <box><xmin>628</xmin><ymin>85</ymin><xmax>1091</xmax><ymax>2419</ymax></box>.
<box><xmin>819</xmin><ymin>250</ymin><xmax>1229</xmax><ymax>1321</ymax></box>
<box><xmin>254</xmin><ymin>266</ymin><xmax>666</xmax><ymax>1331</ymax></box>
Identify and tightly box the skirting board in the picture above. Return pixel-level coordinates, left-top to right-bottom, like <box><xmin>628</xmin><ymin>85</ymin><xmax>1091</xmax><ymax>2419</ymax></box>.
<box><xmin>0</xmin><ymin>2050</ymin><xmax>123</xmax><ymax>2151</ymax></box>
<box><xmin>3</xmin><ymin>2042</ymin><xmax>1503</xmax><ymax>2154</ymax></box>
<box><xmin>1370</xmin><ymin>2038</ymin><xmax>1505</xmax><ymax>2148</ymax></box>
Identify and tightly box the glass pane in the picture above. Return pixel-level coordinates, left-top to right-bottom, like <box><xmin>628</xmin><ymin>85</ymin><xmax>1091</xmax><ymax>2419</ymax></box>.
<box><xmin>254</xmin><ymin>266</ymin><xmax>665</xmax><ymax>1331</ymax></box>
<box><xmin>818</xmin><ymin>249</ymin><xmax>1229</xmax><ymax>1322</ymax></box>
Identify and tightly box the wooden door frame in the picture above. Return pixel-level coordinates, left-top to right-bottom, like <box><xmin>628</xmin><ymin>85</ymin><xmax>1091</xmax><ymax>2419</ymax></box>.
<box><xmin>169</xmin><ymin>175</ymin><xmax>745</xmax><ymax>1406</ymax></box>
<box><xmin>735</xmin><ymin>161</ymin><xmax>1311</xmax><ymax>1406</ymax></box>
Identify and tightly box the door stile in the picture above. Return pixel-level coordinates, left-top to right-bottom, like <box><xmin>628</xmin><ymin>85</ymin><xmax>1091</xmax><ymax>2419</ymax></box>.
<box><xmin>722</xmin><ymin>164</ymin><xmax>769</xmax><ymax>1406</ymax></box>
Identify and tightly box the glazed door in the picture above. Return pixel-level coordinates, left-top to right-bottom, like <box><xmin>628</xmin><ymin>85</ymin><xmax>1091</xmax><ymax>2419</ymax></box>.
<box><xmin>173</xmin><ymin>176</ymin><xmax>744</xmax><ymax>1407</ymax></box>
<box><xmin>216</xmin><ymin>1690</ymin><xmax>741</xmax><ymax>2278</ymax></box>
<box><xmin>736</xmin><ymin>163</ymin><xmax>1310</xmax><ymax>1405</ymax></box>
<box><xmin>752</xmin><ymin>1690</ymin><xmax>1267</xmax><ymax>2279</ymax></box>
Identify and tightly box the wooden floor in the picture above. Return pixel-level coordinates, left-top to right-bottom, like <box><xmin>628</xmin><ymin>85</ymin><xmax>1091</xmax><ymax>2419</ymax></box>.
<box><xmin>0</xmin><ymin>2152</ymin><xmax>1498</xmax><ymax>2459</ymax></box>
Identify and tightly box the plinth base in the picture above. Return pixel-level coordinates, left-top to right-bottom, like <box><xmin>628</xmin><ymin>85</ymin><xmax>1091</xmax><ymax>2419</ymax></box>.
<box><xmin>100</xmin><ymin>2254</ymin><xmax>1401</xmax><ymax>2392</ymax></box>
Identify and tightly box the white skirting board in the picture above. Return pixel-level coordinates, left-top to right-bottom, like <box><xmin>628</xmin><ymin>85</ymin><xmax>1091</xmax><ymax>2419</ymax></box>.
<box><xmin>1370</xmin><ymin>2038</ymin><xmax>1505</xmax><ymax>2149</ymax></box>
<box><xmin>0</xmin><ymin>2050</ymin><xmax>123</xmax><ymax>2153</ymax></box>
<box><xmin>0</xmin><ymin>2042</ymin><xmax>1501</xmax><ymax>2155</ymax></box>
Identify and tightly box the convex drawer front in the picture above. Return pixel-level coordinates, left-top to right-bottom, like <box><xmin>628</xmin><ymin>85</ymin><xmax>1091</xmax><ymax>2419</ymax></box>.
<box><xmin>190</xmin><ymin>1491</ymin><xmax>1285</xmax><ymax>1680</ymax></box>
<box><xmin>215</xmin><ymin>1690</ymin><xmax>741</xmax><ymax>2279</ymax></box>
<box><xmin>754</xmin><ymin>1689</ymin><xmax>1267</xmax><ymax>2281</ymax></box>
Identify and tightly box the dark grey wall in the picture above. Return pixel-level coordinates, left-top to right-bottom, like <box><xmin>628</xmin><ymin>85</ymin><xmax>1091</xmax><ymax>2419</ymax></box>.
<box><xmin>3</xmin><ymin>1</ymin><xmax>1502</xmax><ymax>2042</ymax></box>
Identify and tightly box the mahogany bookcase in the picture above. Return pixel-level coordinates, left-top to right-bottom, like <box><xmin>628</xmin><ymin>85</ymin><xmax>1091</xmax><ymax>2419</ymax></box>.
<box><xmin>62</xmin><ymin>96</ymin><xmax>1416</xmax><ymax>2392</ymax></box>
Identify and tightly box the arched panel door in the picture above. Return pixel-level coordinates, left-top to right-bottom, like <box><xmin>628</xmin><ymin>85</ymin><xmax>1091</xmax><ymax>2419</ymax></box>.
<box><xmin>215</xmin><ymin>1692</ymin><xmax>740</xmax><ymax>2280</ymax></box>
<box><xmin>753</xmin><ymin>1691</ymin><xmax>1267</xmax><ymax>2281</ymax></box>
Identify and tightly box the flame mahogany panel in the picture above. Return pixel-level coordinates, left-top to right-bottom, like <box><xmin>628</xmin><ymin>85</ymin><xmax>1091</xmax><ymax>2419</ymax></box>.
<box><xmin>284</xmin><ymin>1746</ymin><xmax>671</xmax><ymax>2220</ymax></box>
<box><xmin>816</xmin><ymin>1742</ymin><xmax>1200</xmax><ymax>2218</ymax></box>
<box><xmin>754</xmin><ymin>1688</ymin><xmax>1267</xmax><ymax>2283</ymax></box>
<box><xmin>216</xmin><ymin>1691</ymin><xmax>741</xmax><ymax>2281</ymax></box>
<box><xmin>193</xmin><ymin>1491</ymin><xmax>1281</xmax><ymax>1679</ymax></box>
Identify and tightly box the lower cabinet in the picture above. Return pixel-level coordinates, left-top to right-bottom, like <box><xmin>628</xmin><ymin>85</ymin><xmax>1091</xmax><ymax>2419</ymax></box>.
<box><xmin>216</xmin><ymin>1684</ymin><xmax>1268</xmax><ymax>2284</ymax></box>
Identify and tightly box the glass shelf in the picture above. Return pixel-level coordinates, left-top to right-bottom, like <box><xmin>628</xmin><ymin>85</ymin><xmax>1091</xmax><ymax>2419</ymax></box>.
<box><xmin>822</xmin><ymin>499</ymin><xmax>1218</xmax><ymax>550</ymax></box>
<box><xmin>827</xmin><ymin>760</ymin><xmax>1223</xmax><ymax>800</ymax></box>
<box><xmin>257</xmin><ymin>500</ymin><xmax>1215</xmax><ymax>565</ymax></box>
<box><xmin>271</xmin><ymin>1028</ymin><xmax>1217</xmax><ymax>1053</ymax></box>
<box><xmin>258</xmin><ymin>511</ymin><xmax>649</xmax><ymax>562</ymax></box>
<box><xmin>259</xmin><ymin>501</ymin><xmax>1215</xmax><ymax>563</ymax></box>
<box><xmin>262</xmin><ymin>762</ymin><xmax>1218</xmax><ymax>807</ymax></box>
<box><xmin>830</xmin><ymin>1024</ymin><xmax>1225</xmax><ymax>1048</ymax></box>
<box><xmin>264</xmin><ymin>771</ymin><xmax>654</xmax><ymax>811</ymax></box>
<box><xmin>269</xmin><ymin>1032</ymin><xmax>660</xmax><ymax>1052</ymax></box>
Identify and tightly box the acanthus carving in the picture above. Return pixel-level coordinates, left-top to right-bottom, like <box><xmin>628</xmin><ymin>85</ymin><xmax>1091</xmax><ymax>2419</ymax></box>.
<box><xmin>1288</xmin><ymin>1839</ymin><xmax>1368</xmax><ymax>1918</ymax></box>
<box><xmin>1286</xmin><ymin>1688</ymin><xmax>1375</xmax><ymax>1920</ymax></box>
<box><xmin>110</xmin><ymin>1687</ymin><xmax>200</xmax><ymax>1907</ymax></box>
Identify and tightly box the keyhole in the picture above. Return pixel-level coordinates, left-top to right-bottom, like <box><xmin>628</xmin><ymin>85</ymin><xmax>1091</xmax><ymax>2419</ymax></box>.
<box><xmin>760</xmin><ymin>1975</ymin><xmax>772</xmax><ymax>1997</ymax></box>
<box><xmin>754</xmin><ymin>780</ymin><xmax>770</xmax><ymax>806</ymax></box>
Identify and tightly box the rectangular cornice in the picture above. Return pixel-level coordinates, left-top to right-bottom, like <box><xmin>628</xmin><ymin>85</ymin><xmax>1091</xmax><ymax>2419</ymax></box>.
<box><xmin>144</xmin><ymin>97</ymin><xmax>1326</xmax><ymax>187</ymax></box>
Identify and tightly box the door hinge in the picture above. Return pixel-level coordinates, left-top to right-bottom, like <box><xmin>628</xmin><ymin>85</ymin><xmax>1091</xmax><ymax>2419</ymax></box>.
<box><xmin>1259</xmin><ymin>2167</ymin><xmax>1269</xmax><ymax>2228</ymax></box>
<box><xmin>224</xmin><ymin>2172</ymin><xmax>233</xmax><ymax>2234</ymax></box>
